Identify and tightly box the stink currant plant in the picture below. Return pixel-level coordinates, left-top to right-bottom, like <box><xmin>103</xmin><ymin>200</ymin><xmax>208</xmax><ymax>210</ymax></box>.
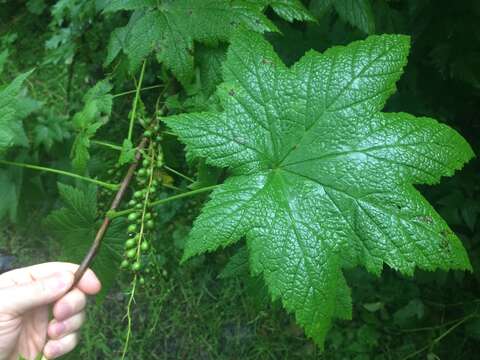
<box><xmin>0</xmin><ymin>0</ymin><xmax>476</xmax><ymax>354</ymax></box>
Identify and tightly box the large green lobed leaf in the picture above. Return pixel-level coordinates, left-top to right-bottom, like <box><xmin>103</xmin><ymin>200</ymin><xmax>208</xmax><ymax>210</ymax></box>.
<box><xmin>163</xmin><ymin>31</ymin><xmax>474</xmax><ymax>347</ymax></box>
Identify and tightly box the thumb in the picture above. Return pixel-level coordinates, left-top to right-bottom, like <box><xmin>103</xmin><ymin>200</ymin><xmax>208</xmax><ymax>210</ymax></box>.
<box><xmin>0</xmin><ymin>272</ymin><xmax>74</xmax><ymax>314</ymax></box>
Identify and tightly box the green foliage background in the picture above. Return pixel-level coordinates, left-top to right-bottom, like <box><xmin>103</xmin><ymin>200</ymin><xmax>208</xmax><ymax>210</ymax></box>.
<box><xmin>1</xmin><ymin>0</ymin><xmax>479</xmax><ymax>359</ymax></box>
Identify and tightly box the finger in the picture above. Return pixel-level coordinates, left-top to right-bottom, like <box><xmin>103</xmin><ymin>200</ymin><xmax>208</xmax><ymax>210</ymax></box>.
<box><xmin>19</xmin><ymin>262</ymin><xmax>101</xmax><ymax>295</ymax></box>
<box><xmin>43</xmin><ymin>332</ymin><xmax>80</xmax><ymax>359</ymax></box>
<box><xmin>0</xmin><ymin>272</ymin><xmax>74</xmax><ymax>314</ymax></box>
<box><xmin>48</xmin><ymin>311</ymin><xmax>86</xmax><ymax>339</ymax></box>
<box><xmin>53</xmin><ymin>288</ymin><xmax>87</xmax><ymax>321</ymax></box>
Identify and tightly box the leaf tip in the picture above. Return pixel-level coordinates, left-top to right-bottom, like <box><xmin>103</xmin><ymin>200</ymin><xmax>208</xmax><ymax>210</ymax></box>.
<box><xmin>180</xmin><ymin>251</ymin><xmax>193</xmax><ymax>265</ymax></box>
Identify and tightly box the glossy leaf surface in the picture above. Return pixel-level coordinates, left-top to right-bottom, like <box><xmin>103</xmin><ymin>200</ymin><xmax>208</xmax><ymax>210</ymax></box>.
<box><xmin>165</xmin><ymin>31</ymin><xmax>474</xmax><ymax>346</ymax></box>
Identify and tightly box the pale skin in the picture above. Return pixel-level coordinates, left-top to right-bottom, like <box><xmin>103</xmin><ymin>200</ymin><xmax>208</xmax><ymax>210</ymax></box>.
<box><xmin>0</xmin><ymin>262</ymin><xmax>101</xmax><ymax>360</ymax></box>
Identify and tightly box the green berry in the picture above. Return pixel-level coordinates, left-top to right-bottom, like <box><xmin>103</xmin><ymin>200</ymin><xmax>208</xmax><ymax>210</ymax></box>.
<box><xmin>135</xmin><ymin>203</ymin><xmax>143</xmax><ymax>209</ymax></box>
<box><xmin>144</xmin><ymin>130</ymin><xmax>152</xmax><ymax>137</ymax></box>
<box><xmin>125</xmin><ymin>239</ymin><xmax>136</xmax><ymax>248</ymax></box>
<box><xmin>128</xmin><ymin>199</ymin><xmax>136</xmax><ymax>207</ymax></box>
<box><xmin>126</xmin><ymin>249</ymin><xmax>136</xmax><ymax>258</ymax></box>
<box><xmin>127</xmin><ymin>224</ymin><xmax>137</xmax><ymax>233</ymax></box>
<box><xmin>139</xmin><ymin>277</ymin><xmax>145</xmax><ymax>285</ymax></box>
<box><xmin>121</xmin><ymin>260</ymin><xmax>129</xmax><ymax>269</ymax></box>
<box><xmin>150</xmin><ymin>186</ymin><xmax>157</xmax><ymax>193</ymax></box>
<box><xmin>141</xmin><ymin>241</ymin><xmax>149</xmax><ymax>251</ymax></box>
<box><xmin>128</xmin><ymin>213</ymin><xmax>138</xmax><ymax>222</ymax></box>
<box><xmin>151</xmin><ymin>180</ymin><xmax>159</xmax><ymax>187</ymax></box>
<box><xmin>142</xmin><ymin>159</ymin><xmax>150</xmax><ymax>167</ymax></box>
<box><xmin>145</xmin><ymin>212</ymin><xmax>152</xmax><ymax>220</ymax></box>
<box><xmin>146</xmin><ymin>220</ymin><xmax>155</xmax><ymax>229</ymax></box>
<box><xmin>134</xmin><ymin>190</ymin><xmax>143</xmax><ymax>198</ymax></box>
<box><xmin>138</xmin><ymin>168</ymin><xmax>147</xmax><ymax>177</ymax></box>
<box><xmin>132</xmin><ymin>261</ymin><xmax>142</xmax><ymax>271</ymax></box>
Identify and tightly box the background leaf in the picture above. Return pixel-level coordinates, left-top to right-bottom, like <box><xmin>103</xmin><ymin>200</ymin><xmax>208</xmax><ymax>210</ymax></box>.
<box><xmin>44</xmin><ymin>183</ymin><xmax>124</xmax><ymax>299</ymax></box>
<box><xmin>70</xmin><ymin>80</ymin><xmax>113</xmax><ymax>174</ymax></box>
<box><xmin>0</xmin><ymin>70</ymin><xmax>35</xmax><ymax>154</ymax></box>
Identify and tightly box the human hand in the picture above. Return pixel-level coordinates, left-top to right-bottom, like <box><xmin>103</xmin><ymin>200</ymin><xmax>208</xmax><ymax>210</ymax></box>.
<box><xmin>0</xmin><ymin>262</ymin><xmax>101</xmax><ymax>360</ymax></box>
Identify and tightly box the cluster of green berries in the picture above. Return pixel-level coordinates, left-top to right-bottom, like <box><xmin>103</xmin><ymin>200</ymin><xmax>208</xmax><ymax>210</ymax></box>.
<box><xmin>120</xmin><ymin>128</ymin><xmax>164</xmax><ymax>278</ymax></box>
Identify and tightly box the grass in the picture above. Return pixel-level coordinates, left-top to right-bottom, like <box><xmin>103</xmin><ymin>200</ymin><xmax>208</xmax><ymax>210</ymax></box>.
<box><xmin>72</xmin><ymin>253</ymin><xmax>318</xmax><ymax>359</ymax></box>
<box><xmin>0</xmin><ymin>210</ymin><xmax>319</xmax><ymax>359</ymax></box>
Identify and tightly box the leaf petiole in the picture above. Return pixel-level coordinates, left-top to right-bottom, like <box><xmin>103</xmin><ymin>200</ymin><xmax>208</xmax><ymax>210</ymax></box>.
<box><xmin>112</xmin><ymin>84</ymin><xmax>164</xmax><ymax>98</ymax></box>
<box><xmin>127</xmin><ymin>60</ymin><xmax>147</xmax><ymax>142</ymax></box>
<box><xmin>161</xmin><ymin>183</ymin><xmax>184</xmax><ymax>191</ymax></box>
<box><xmin>108</xmin><ymin>184</ymin><xmax>220</xmax><ymax>219</ymax></box>
<box><xmin>0</xmin><ymin>159</ymin><xmax>119</xmax><ymax>190</ymax></box>
<box><xmin>91</xmin><ymin>140</ymin><xmax>123</xmax><ymax>151</ymax></box>
<box><xmin>163</xmin><ymin>165</ymin><xmax>195</xmax><ymax>183</ymax></box>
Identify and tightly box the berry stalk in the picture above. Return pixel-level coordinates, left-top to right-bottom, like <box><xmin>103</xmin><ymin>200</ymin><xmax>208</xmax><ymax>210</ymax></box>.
<box><xmin>72</xmin><ymin>137</ymin><xmax>149</xmax><ymax>286</ymax></box>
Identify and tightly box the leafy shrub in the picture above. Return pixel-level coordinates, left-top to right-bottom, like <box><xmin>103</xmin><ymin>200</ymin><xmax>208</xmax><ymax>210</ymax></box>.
<box><xmin>1</xmin><ymin>0</ymin><xmax>479</xmax><ymax>358</ymax></box>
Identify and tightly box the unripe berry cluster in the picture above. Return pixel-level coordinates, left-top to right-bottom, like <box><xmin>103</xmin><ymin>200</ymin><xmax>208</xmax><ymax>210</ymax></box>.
<box><xmin>121</xmin><ymin>127</ymin><xmax>164</xmax><ymax>279</ymax></box>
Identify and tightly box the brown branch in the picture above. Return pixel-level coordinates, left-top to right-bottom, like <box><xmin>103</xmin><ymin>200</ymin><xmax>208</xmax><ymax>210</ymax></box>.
<box><xmin>72</xmin><ymin>137</ymin><xmax>149</xmax><ymax>286</ymax></box>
